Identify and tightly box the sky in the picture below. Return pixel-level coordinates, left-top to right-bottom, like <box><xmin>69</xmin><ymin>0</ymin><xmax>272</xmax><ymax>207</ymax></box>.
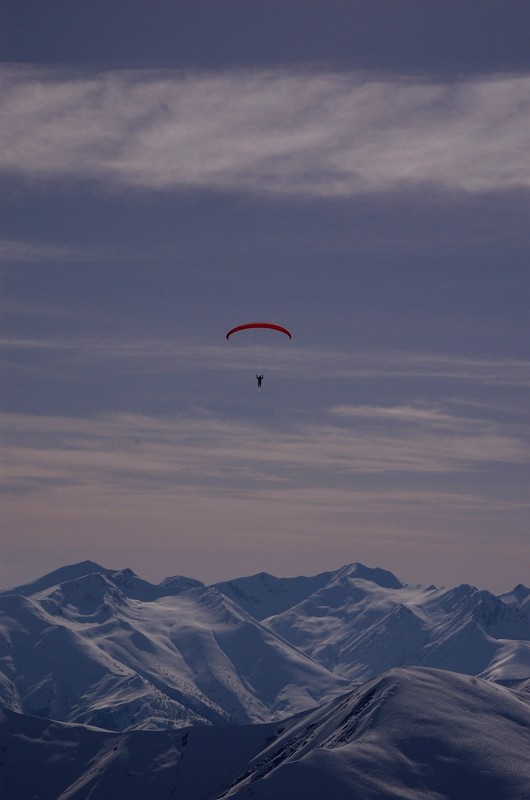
<box><xmin>1</xmin><ymin>0</ymin><xmax>529</xmax><ymax>593</ymax></box>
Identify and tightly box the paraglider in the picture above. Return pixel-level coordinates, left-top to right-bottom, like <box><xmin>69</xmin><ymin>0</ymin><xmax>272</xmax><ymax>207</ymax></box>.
<box><xmin>225</xmin><ymin>323</ymin><xmax>292</xmax><ymax>341</ymax></box>
<box><xmin>226</xmin><ymin>322</ymin><xmax>292</xmax><ymax>388</ymax></box>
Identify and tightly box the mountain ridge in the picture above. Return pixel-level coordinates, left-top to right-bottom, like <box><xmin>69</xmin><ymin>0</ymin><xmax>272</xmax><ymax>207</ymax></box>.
<box><xmin>0</xmin><ymin>565</ymin><xmax>349</xmax><ymax>730</ymax></box>
<box><xmin>2</xmin><ymin>666</ymin><xmax>529</xmax><ymax>800</ymax></box>
<box><xmin>1</xmin><ymin>561</ymin><xmax>529</xmax><ymax>734</ymax></box>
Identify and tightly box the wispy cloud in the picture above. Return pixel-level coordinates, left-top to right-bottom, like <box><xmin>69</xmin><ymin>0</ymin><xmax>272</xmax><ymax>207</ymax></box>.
<box><xmin>331</xmin><ymin>405</ymin><xmax>459</xmax><ymax>427</ymax></box>
<box><xmin>0</xmin><ymin>237</ymin><xmax>152</xmax><ymax>265</ymax></box>
<box><xmin>0</xmin><ymin>239</ymin><xmax>94</xmax><ymax>264</ymax></box>
<box><xmin>3</xmin><ymin>335</ymin><xmax>530</xmax><ymax>388</ymax></box>
<box><xmin>1</xmin><ymin>404</ymin><xmax>527</xmax><ymax>499</ymax></box>
<box><xmin>2</xmin><ymin>407</ymin><xmax>528</xmax><ymax>591</ymax></box>
<box><xmin>2</xmin><ymin>66</ymin><xmax>530</xmax><ymax>196</ymax></box>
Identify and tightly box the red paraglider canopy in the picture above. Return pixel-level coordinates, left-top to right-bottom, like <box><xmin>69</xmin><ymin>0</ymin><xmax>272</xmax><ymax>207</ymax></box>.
<box><xmin>226</xmin><ymin>322</ymin><xmax>292</xmax><ymax>340</ymax></box>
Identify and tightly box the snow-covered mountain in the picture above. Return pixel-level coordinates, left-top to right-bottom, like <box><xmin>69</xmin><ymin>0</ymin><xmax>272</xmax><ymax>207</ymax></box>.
<box><xmin>1</xmin><ymin>561</ymin><xmax>529</xmax><ymax>735</ymax></box>
<box><xmin>2</xmin><ymin>667</ymin><xmax>530</xmax><ymax>800</ymax></box>
<box><xmin>213</xmin><ymin>562</ymin><xmax>401</xmax><ymax>620</ymax></box>
<box><xmin>213</xmin><ymin>568</ymin><xmax>339</xmax><ymax>620</ymax></box>
<box><xmin>500</xmin><ymin>583</ymin><xmax>530</xmax><ymax>612</ymax></box>
<box><xmin>0</xmin><ymin>563</ymin><xmax>347</xmax><ymax>730</ymax></box>
<box><xmin>227</xmin><ymin>563</ymin><xmax>530</xmax><ymax>683</ymax></box>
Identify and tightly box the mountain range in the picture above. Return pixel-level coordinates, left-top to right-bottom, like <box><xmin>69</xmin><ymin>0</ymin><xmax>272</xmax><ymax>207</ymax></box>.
<box><xmin>1</xmin><ymin>561</ymin><xmax>529</xmax><ymax>730</ymax></box>
<box><xmin>1</xmin><ymin>561</ymin><xmax>529</xmax><ymax>799</ymax></box>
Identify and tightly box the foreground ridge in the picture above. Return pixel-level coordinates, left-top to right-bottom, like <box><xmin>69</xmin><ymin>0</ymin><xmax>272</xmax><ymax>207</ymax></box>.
<box><xmin>2</xmin><ymin>667</ymin><xmax>530</xmax><ymax>800</ymax></box>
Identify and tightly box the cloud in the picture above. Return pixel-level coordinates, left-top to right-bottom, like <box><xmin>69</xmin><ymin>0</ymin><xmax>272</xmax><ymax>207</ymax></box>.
<box><xmin>329</xmin><ymin>351</ymin><xmax>530</xmax><ymax>388</ymax></box>
<box><xmin>2</xmin><ymin>407</ymin><xmax>528</xmax><ymax>591</ymax></box>
<box><xmin>1</xmin><ymin>403</ymin><xmax>527</xmax><ymax>501</ymax></box>
<box><xmin>2</xmin><ymin>65</ymin><xmax>530</xmax><ymax>196</ymax></box>
<box><xmin>0</xmin><ymin>237</ymin><xmax>152</xmax><ymax>265</ymax></box>
<box><xmin>3</xmin><ymin>335</ymin><xmax>530</xmax><ymax>389</ymax></box>
<box><xmin>0</xmin><ymin>239</ymin><xmax>94</xmax><ymax>264</ymax></box>
<box><xmin>331</xmin><ymin>405</ymin><xmax>458</xmax><ymax>426</ymax></box>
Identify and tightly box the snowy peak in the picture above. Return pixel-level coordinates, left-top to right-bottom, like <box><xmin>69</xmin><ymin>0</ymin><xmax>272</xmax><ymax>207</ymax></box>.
<box><xmin>213</xmin><ymin>562</ymin><xmax>402</xmax><ymax>621</ymax></box>
<box><xmin>104</xmin><ymin>567</ymin><xmax>179</xmax><ymax>601</ymax></box>
<box><xmin>38</xmin><ymin>566</ymin><xmax>199</xmax><ymax>620</ymax></box>
<box><xmin>471</xmin><ymin>590</ymin><xmax>530</xmax><ymax>638</ymax></box>
<box><xmin>0</xmin><ymin>564</ymin><xmax>348</xmax><ymax>731</ymax></box>
<box><xmin>218</xmin><ymin>667</ymin><xmax>530</xmax><ymax>800</ymax></box>
<box><xmin>423</xmin><ymin>584</ymin><xmax>530</xmax><ymax>640</ymax></box>
<box><xmin>334</xmin><ymin>562</ymin><xmax>403</xmax><ymax>589</ymax></box>
<box><xmin>107</xmin><ymin>568</ymin><xmax>203</xmax><ymax>601</ymax></box>
<box><xmin>160</xmin><ymin>574</ymin><xmax>204</xmax><ymax>592</ymax></box>
<box><xmin>500</xmin><ymin>583</ymin><xmax>530</xmax><ymax>610</ymax></box>
<box><xmin>266</xmin><ymin>572</ymin><xmax>530</xmax><ymax>682</ymax></box>
<box><xmin>4</xmin><ymin>564</ymin><xmax>210</xmax><ymax>614</ymax></box>
<box><xmin>213</xmin><ymin>569</ymin><xmax>336</xmax><ymax>621</ymax></box>
<box><xmin>0</xmin><ymin>560</ymin><xmax>110</xmax><ymax>597</ymax></box>
<box><xmin>28</xmin><ymin>569</ymin><xmax>180</xmax><ymax>622</ymax></box>
<box><xmin>41</xmin><ymin>572</ymin><xmax>124</xmax><ymax>621</ymax></box>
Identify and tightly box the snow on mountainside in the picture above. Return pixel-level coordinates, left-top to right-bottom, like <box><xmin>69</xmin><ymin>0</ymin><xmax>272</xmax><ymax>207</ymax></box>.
<box><xmin>0</xmin><ymin>560</ymin><xmax>112</xmax><ymax>597</ymax></box>
<box><xmin>220</xmin><ymin>667</ymin><xmax>530</xmax><ymax>800</ymax></box>
<box><xmin>0</xmin><ymin>565</ymin><xmax>347</xmax><ymax>731</ymax></box>
<box><xmin>1</xmin><ymin>561</ymin><xmax>529</xmax><ymax>736</ymax></box>
<box><xmin>259</xmin><ymin>566</ymin><xmax>530</xmax><ymax>682</ymax></box>
<box><xmin>2</xmin><ymin>667</ymin><xmax>530</xmax><ymax>800</ymax></box>
<box><xmin>500</xmin><ymin>583</ymin><xmax>530</xmax><ymax>611</ymax></box>
<box><xmin>214</xmin><ymin>563</ymin><xmax>401</xmax><ymax>621</ymax></box>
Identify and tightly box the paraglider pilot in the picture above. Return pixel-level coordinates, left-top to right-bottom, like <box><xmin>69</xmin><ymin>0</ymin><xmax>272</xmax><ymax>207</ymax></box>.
<box><xmin>256</xmin><ymin>374</ymin><xmax>263</xmax><ymax>388</ymax></box>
